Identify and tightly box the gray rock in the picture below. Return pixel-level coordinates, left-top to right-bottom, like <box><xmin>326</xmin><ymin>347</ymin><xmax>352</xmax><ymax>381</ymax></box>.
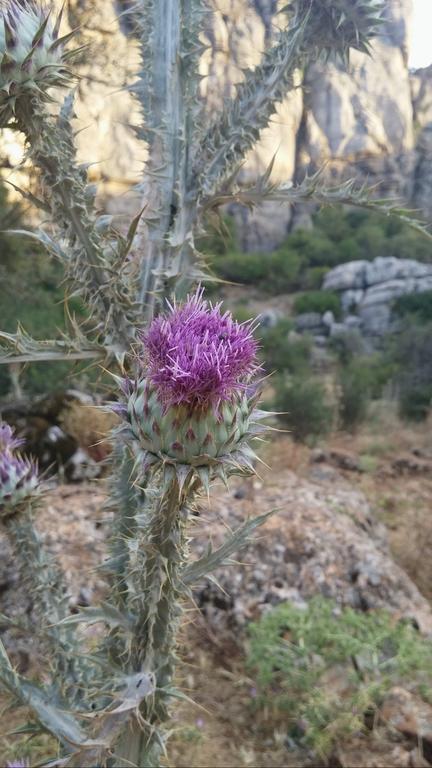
<box><xmin>341</xmin><ymin>289</ymin><xmax>365</xmax><ymax>313</ymax></box>
<box><xmin>344</xmin><ymin>315</ymin><xmax>363</xmax><ymax>330</ymax></box>
<box><xmin>322</xmin><ymin>256</ymin><xmax>432</xmax><ymax>339</ymax></box>
<box><xmin>313</xmin><ymin>335</ymin><xmax>328</xmax><ymax>348</ymax></box>
<box><xmin>257</xmin><ymin>308</ymin><xmax>283</xmax><ymax>329</ymax></box>
<box><xmin>294</xmin><ymin>312</ymin><xmax>323</xmax><ymax>332</ymax></box>
<box><xmin>364</xmin><ymin>257</ymin><xmax>432</xmax><ymax>286</ymax></box>
<box><xmin>322</xmin><ymin>310</ymin><xmax>335</xmax><ymax>328</ymax></box>
<box><xmin>323</xmin><ymin>261</ymin><xmax>368</xmax><ymax>292</ymax></box>
<box><xmin>194</xmin><ymin>468</ymin><xmax>432</xmax><ymax>636</ymax></box>
<box><xmin>359</xmin><ymin>303</ymin><xmax>393</xmax><ymax>336</ymax></box>
<box><xmin>330</xmin><ymin>323</ymin><xmax>352</xmax><ymax>338</ymax></box>
<box><xmin>361</xmin><ymin>278</ymin><xmax>418</xmax><ymax>308</ymax></box>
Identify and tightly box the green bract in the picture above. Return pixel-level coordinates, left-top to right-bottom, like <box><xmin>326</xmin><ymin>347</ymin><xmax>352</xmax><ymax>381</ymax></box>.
<box><xmin>127</xmin><ymin>381</ymin><xmax>252</xmax><ymax>466</ymax></box>
<box><xmin>120</xmin><ymin>380</ymin><xmax>268</xmax><ymax>488</ymax></box>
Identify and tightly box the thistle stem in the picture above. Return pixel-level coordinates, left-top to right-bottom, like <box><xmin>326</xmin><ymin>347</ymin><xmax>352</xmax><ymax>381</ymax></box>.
<box><xmin>5</xmin><ymin>503</ymin><xmax>77</xmax><ymax>682</ymax></box>
<box><xmin>115</xmin><ymin>470</ymin><xmax>192</xmax><ymax>767</ymax></box>
<box><xmin>15</xmin><ymin>102</ymin><xmax>136</xmax><ymax>359</ymax></box>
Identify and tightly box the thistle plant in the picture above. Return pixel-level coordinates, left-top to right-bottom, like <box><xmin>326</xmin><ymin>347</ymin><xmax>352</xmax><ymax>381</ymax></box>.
<box><xmin>0</xmin><ymin>1</ymin><xmax>426</xmax><ymax>766</ymax></box>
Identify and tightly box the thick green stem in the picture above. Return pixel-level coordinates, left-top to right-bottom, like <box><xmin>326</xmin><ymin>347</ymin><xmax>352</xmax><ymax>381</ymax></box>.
<box><xmin>115</xmin><ymin>471</ymin><xmax>192</xmax><ymax>767</ymax></box>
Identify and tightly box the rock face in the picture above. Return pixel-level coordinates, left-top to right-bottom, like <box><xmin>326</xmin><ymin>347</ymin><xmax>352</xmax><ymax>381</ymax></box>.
<box><xmin>322</xmin><ymin>256</ymin><xmax>432</xmax><ymax>336</ymax></box>
<box><xmin>60</xmin><ymin>0</ymin><xmax>432</xmax><ymax>247</ymax></box>
<box><xmin>296</xmin><ymin>2</ymin><xmax>415</xmax><ymax>196</ymax></box>
<box><xmin>195</xmin><ymin>463</ymin><xmax>432</xmax><ymax>635</ymax></box>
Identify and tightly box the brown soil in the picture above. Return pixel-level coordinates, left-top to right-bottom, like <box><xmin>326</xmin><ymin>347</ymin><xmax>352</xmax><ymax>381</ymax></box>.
<box><xmin>322</xmin><ymin>405</ymin><xmax>432</xmax><ymax>603</ymax></box>
<box><xmin>1</xmin><ymin>414</ymin><xmax>432</xmax><ymax>768</ymax></box>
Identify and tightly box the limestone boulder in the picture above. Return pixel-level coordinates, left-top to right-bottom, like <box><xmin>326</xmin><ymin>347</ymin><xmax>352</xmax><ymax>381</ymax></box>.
<box><xmin>193</xmin><ymin>466</ymin><xmax>432</xmax><ymax>635</ymax></box>
<box><xmin>323</xmin><ymin>261</ymin><xmax>368</xmax><ymax>291</ymax></box>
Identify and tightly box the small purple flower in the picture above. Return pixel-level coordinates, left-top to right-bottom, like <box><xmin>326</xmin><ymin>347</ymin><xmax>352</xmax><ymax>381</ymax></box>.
<box><xmin>7</xmin><ymin>760</ymin><xmax>29</xmax><ymax>768</ymax></box>
<box><xmin>139</xmin><ymin>288</ymin><xmax>260</xmax><ymax>411</ymax></box>
<box><xmin>0</xmin><ymin>421</ymin><xmax>38</xmax><ymax>512</ymax></box>
<box><xmin>0</xmin><ymin>422</ymin><xmax>24</xmax><ymax>453</ymax></box>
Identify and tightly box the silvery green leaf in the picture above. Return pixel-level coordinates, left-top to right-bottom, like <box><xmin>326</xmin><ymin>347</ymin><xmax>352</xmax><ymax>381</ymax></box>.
<box><xmin>182</xmin><ymin>511</ymin><xmax>274</xmax><ymax>585</ymax></box>
<box><xmin>58</xmin><ymin>602</ymin><xmax>134</xmax><ymax>631</ymax></box>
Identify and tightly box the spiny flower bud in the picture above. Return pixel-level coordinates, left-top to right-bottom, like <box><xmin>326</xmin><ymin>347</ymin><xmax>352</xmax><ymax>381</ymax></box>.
<box><xmin>116</xmin><ymin>289</ymin><xmax>267</xmax><ymax>480</ymax></box>
<box><xmin>0</xmin><ymin>421</ymin><xmax>38</xmax><ymax>517</ymax></box>
<box><xmin>290</xmin><ymin>0</ymin><xmax>384</xmax><ymax>60</ymax></box>
<box><xmin>0</xmin><ymin>1</ymin><xmax>75</xmax><ymax>124</ymax></box>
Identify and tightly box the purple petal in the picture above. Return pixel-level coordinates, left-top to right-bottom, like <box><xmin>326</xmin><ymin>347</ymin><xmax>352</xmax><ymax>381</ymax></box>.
<box><xmin>137</xmin><ymin>287</ymin><xmax>261</xmax><ymax>410</ymax></box>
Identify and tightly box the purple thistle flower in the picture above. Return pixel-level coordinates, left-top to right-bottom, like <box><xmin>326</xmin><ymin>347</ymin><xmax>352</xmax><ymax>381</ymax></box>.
<box><xmin>0</xmin><ymin>421</ymin><xmax>24</xmax><ymax>453</ymax></box>
<box><xmin>0</xmin><ymin>421</ymin><xmax>38</xmax><ymax>511</ymax></box>
<box><xmin>139</xmin><ymin>288</ymin><xmax>260</xmax><ymax>411</ymax></box>
<box><xmin>7</xmin><ymin>760</ymin><xmax>29</xmax><ymax>768</ymax></box>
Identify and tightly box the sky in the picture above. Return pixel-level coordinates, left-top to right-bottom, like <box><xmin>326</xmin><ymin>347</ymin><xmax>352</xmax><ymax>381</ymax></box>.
<box><xmin>410</xmin><ymin>0</ymin><xmax>432</xmax><ymax>69</ymax></box>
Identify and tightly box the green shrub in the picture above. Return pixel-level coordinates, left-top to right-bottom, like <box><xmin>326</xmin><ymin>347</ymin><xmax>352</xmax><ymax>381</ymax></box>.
<box><xmin>329</xmin><ymin>330</ymin><xmax>366</xmax><ymax>365</ymax></box>
<box><xmin>214</xmin><ymin>251</ymin><xmax>268</xmax><ymax>284</ymax></box>
<box><xmin>293</xmin><ymin>290</ymin><xmax>341</xmax><ymax>319</ymax></box>
<box><xmin>390</xmin><ymin>323</ymin><xmax>432</xmax><ymax>422</ymax></box>
<box><xmin>287</xmin><ymin>229</ymin><xmax>337</xmax><ymax>268</ymax></box>
<box><xmin>393</xmin><ymin>290</ymin><xmax>432</xmax><ymax>323</ymax></box>
<box><xmin>399</xmin><ymin>386</ymin><xmax>432</xmax><ymax>422</ymax></box>
<box><xmin>259</xmin><ymin>320</ymin><xmax>310</xmax><ymax>375</ymax></box>
<box><xmin>0</xmin><ymin>178</ymin><xmax>92</xmax><ymax>397</ymax></box>
<box><xmin>336</xmin><ymin>354</ymin><xmax>395</xmax><ymax>430</ymax></box>
<box><xmin>301</xmin><ymin>266</ymin><xmax>330</xmax><ymax>290</ymax></box>
<box><xmin>338</xmin><ymin>362</ymin><xmax>372</xmax><ymax>431</ymax></box>
<box><xmin>273</xmin><ymin>375</ymin><xmax>333</xmax><ymax>443</ymax></box>
<box><xmin>198</xmin><ymin>213</ymin><xmax>238</xmax><ymax>256</ymax></box>
<box><xmin>209</xmin><ymin>207</ymin><xmax>432</xmax><ymax>297</ymax></box>
<box><xmin>247</xmin><ymin>598</ymin><xmax>432</xmax><ymax>759</ymax></box>
<box><xmin>264</xmin><ymin>248</ymin><xmax>303</xmax><ymax>292</ymax></box>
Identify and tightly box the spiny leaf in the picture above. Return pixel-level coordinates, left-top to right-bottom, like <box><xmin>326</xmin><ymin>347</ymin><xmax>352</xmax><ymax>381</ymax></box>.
<box><xmin>58</xmin><ymin>603</ymin><xmax>134</xmax><ymax>631</ymax></box>
<box><xmin>182</xmin><ymin>510</ymin><xmax>274</xmax><ymax>585</ymax></box>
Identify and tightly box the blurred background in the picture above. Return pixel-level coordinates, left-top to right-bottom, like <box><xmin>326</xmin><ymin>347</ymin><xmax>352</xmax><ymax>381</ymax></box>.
<box><xmin>2</xmin><ymin>2</ymin><xmax>432</xmax><ymax>767</ymax></box>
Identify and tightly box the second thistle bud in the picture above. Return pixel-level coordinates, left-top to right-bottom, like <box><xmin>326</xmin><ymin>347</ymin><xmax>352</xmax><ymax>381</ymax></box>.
<box><xmin>0</xmin><ymin>422</ymin><xmax>38</xmax><ymax>517</ymax></box>
<box><xmin>0</xmin><ymin>1</ymin><xmax>74</xmax><ymax>125</ymax></box>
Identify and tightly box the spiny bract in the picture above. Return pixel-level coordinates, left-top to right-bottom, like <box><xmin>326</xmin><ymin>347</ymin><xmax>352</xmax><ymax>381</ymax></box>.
<box><xmin>0</xmin><ymin>0</ymin><xmax>74</xmax><ymax>124</ymax></box>
<box><xmin>127</xmin><ymin>380</ymin><xmax>253</xmax><ymax>466</ymax></box>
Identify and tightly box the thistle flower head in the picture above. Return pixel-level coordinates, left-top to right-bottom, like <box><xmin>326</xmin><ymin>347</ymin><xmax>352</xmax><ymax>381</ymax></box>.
<box><xmin>0</xmin><ymin>0</ymin><xmax>74</xmax><ymax>124</ymax></box>
<box><xmin>139</xmin><ymin>288</ymin><xmax>260</xmax><ymax>412</ymax></box>
<box><xmin>115</xmin><ymin>290</ymin><xmax>267</xmax><ymax>479</ymax></box>
<box><xmin>0</xmin><ymin>421</ymin><xmax>38</xmax><ymax>516</ymax></box>
<box><xmin>7</xmin><ymin>760</ymin><xmax>29</xmax><ymax>768</ymax></box>
<box><xmin>0</xmin><ymin>420</ymin><xmax>23</xmax><ymax>452</ymax></box>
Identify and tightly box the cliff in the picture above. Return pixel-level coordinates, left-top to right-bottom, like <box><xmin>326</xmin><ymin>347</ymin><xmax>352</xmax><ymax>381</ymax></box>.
<box><xmin>2</xmin><ymin>1</ymin><xmax>430</xmax><ymax>249</ymax></box>
<box><xmin>204</xmin><ymin>0</ymin><xmax>431</xmax><ymax>249</ymax></box>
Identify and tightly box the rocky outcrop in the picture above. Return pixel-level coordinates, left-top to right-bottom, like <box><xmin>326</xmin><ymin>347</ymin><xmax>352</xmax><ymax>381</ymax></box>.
<box><xmin>2</xmin><ymin>1</ymin><xmax>430</xmax><ymax>246</ymax></box>
<box><xmin>195</xmin><ymin>464</ymin><xmax>432</xmax><ymax>635</ymax></box>
<box><xmin>202</xmin><ymin>0</ymin><xmax>424</xmax><ymax>246</ymax></box>
<box><xmin>322</xmin><ymin>256</ymin><xmax>432</xmax><ymax>336</ymax></box>
<box><xmin>295</xmin><ymin>0</ymin><xmax>415</xmax><ymax>198</ymax></box>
